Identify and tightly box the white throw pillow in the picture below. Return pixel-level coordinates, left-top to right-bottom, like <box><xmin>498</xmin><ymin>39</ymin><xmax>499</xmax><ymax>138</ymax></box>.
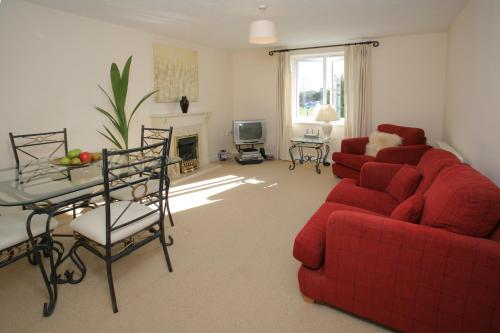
<box><xmin>365</xmin><ymin>131</ymin><xmax>402</xmax><ymax>157</ymax></box>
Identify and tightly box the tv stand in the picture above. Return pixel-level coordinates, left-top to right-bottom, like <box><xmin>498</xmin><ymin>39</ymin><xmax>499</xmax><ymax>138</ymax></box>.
<box><xmin>235</xmin><ymin>143</ymin><xmax>264</xmax><ymax>165</ymax></box>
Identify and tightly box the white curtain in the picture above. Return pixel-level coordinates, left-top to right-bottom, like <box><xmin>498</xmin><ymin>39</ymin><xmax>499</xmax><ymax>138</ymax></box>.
<box><xmin>344</xmin><ymin>44</ymin><xmax>372</xmax><ymax>138</ymax></box>
<box><xmin>276</xmin><ymin>52</ymin><xmax>292</xmax><ymax>160</ymax></box>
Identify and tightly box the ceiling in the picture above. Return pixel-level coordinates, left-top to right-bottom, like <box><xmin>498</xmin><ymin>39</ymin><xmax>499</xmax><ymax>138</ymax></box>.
<box><xmin>25</xmin><ymin>0</ymin><xmax>467</xmax><ymax>50</ymax></box>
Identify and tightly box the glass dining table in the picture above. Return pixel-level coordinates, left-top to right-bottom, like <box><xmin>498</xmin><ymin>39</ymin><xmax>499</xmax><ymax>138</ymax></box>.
<box><xmin>0</xmin><ymin>156</ymin><xmax>180</xmax><ymax>316</ymax></box>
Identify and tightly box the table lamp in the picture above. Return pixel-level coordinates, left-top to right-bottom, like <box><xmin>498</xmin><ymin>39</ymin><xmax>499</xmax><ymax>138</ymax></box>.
<box><xmin>315</xmin><ymin>104</ymin><xmax>339</xmax><ymax>139</ymax></box>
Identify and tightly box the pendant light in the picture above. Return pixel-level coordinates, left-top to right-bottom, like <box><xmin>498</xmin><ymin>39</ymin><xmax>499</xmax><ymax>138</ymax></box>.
<box><xmin>249</xmin><ymin>5</ymin><xmax>278</xmax><ymax>45</ymax></box>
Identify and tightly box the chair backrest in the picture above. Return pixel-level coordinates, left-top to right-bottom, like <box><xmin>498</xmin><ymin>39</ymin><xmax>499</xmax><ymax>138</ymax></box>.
<box><xmin>102</xmin><ymin>140</ymin><xmax>169</xmax><ymax>246</ymax></box>
<box><xmin>9</xmin><ymin>129</ymin><xmax>68</xmax><ymax>171</ymax></box>
<box><xmin>377</xmin><ymin>124</ymin><xmax>426</xmax><ymax>145</ymax></box>
<box><xmin>141</xmin><ymin>126</ymin><xmax>173</xmax><ymax>156</ymax></box>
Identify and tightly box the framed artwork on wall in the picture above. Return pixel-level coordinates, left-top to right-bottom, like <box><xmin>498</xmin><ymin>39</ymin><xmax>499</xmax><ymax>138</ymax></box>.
<box><xmin>153</xmin><ymin>43</ymin><xmax>199</xmax><ymax>102</ymax></box>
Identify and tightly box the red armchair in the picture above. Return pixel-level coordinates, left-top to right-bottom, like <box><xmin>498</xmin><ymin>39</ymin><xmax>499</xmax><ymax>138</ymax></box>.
<box><xmin>294</xmin><ymin>148</ymin><xmax>500</xmax><ymax>332</ymax></box>
<box><xmin>332</xmin><ymin>124</ymin><xmax>431</xmax><ymax>180</ymax></box>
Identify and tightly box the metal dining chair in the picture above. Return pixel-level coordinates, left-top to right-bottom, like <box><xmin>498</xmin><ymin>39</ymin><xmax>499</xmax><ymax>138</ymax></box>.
<box><xmin>68</xmin><ymin>140</ymin><xmax>173</xmax><ymax>313</ymax></box>
<box><xmin>0</xmin><ymin>211</ymin><xmax>59</xmax><ymax>269</ymax></box>
<box><xmin>110</xmin><ymin>126</ymin><xmax>175</xmax><ymax>226</ymax></box>
<box><xmin>9</xmin><ymin>129</ymin><xmax>94</xmax><ymax>218</ymax></box>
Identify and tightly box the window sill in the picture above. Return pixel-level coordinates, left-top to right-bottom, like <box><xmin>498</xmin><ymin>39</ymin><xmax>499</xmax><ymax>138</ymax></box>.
<box><xmin>292</xmin><ymin>119</ymin><xmax>345</xmax><ymax>126</ymax></box>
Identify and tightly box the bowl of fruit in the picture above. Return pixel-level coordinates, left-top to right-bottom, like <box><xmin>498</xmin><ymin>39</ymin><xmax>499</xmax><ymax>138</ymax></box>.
<box><xmin>51</xmin><ymin>149</ymin><xmax>102</xmax><ymax>168</ymax></box>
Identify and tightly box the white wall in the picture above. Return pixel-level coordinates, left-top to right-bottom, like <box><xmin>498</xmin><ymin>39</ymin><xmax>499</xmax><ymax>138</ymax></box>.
<box><xmin>444</xmin><ymin>0</ymin><xmax>500</xmax><ymax>185</ymax></box>
<box><xmin>0</xmin><ymin>0</ymin><xmax>233</xmax><ymax>168</ymax></box>
<box><xmin>231</xmin><ymin>50</ymin><xmax>278</xmax><ymax>154</ymax></box>
<box><xmin>372</xmin><ymin>33</ymin><xmax>448</xmax><ymax>144</ymax></box>
<box><xmin>231</xmin><ymin>33</ymin><xmax>448</xmax><ymax>157</ymax></box>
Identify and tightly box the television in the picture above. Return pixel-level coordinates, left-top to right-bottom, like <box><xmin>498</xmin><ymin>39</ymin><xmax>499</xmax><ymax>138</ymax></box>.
<box><xmin>233</xmin><ymin>120</ymin><xmax>265</xmax><ymax>144</ymax></box>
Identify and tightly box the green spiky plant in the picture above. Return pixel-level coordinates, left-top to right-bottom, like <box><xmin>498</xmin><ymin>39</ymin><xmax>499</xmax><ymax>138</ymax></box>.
<box><xmin>95</xmin><ymin>56</ymin><xmax>157</xmax><ymax>149</ymax></box>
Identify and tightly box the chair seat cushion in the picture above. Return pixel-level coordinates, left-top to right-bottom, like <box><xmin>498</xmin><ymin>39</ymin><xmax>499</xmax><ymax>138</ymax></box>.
<box><xmin>293</xmin><ymin>202</ymin><xmax>383</xmax><ymax>269</ymax></box>
<box><xmin>111</xmin><ymin>179</ymin><xmax>161</xmax><ymax>201</ymax></box>
<box><xmin>0</xmin><ymin>211</ymin><xmax>59</xmax><ymax>251</ymax></box>
<box><xmin>70</xmin><ymin>201</ymin><xmax>159</xmax><ymax>245</ymax></box>
<box><xmin>332</xmin><ymin>152</ymin><xmax>376</xmax><ymax>171</ymax></box>
<box><xmin>325</xmin><ymin>180</ymin><xmax>399</xmax><ymax>216</ymax></box>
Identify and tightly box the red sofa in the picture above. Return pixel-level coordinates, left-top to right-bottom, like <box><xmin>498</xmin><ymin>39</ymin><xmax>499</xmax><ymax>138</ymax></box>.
<box><xmin>294</xmin><ymin>149</ymin><xmax>500</xmax><ymax>333</ymax></box>
<box><xmin>332</xmin><ymin>124</ymin><xmax>431</xmax><ymax>180</ymax></box>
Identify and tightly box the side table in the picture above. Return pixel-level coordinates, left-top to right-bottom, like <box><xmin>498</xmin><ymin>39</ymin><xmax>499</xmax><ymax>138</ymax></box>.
<box><xmin>288</xmin><ymin>137</ymin><xmax>330</xmax><ymax>174</ymax></box>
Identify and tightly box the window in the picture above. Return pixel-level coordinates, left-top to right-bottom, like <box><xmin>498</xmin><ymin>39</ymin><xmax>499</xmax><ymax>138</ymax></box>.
<box><xmin>292</xmin><ymin>54</ymin><xmax>344</xmax><ymax>123</ymax></box>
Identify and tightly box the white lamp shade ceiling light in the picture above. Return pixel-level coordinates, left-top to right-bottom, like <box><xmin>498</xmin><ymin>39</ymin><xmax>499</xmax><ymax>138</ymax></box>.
<box><xmin>249</xmin><ymin>19</ymin><xmax>277</xmax><ymax>44</ymax></box>
<box><xmin>249</xmin><ymin>5</ymin><xmax>277</xmax><ymax>45</ymax></box>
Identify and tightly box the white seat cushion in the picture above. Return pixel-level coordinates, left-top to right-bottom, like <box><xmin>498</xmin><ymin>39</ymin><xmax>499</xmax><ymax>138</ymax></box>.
<box><xmin>69</xmin><ymin>201</ymin><xmax>159</xmax><ymax>245</ymax></box>
<box><xmin>110</xmin><ymin>179</ymin><xmax>161</xmax><ymax>201</ymax></box>
<box><xmin>0</xmin><ymin>211</ymin><xmax>59</xmax><ymax>251</ymax></box>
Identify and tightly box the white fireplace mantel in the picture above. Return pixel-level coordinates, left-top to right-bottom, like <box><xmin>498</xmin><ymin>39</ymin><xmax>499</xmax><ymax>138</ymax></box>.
<box><xmin>150</xmin><ymin>111</ymin><xmax>212</xmax><ymax>167</ymax></box>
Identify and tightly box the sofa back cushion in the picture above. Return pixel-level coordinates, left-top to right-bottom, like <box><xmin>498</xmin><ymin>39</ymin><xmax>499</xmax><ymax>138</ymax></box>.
<box><xmin>386</xmin><ymin>165</ymin><xmax>422</xmax><ymax>202</ymax></box>
<box><xmin>416</xmin><ymin>148</ymin><xmax>460</xmax><ymax>193</ymax></box>
<box><xmin>390</xmin><ymin>193</ymin><xmax>425</xmax><ymax>223</ymax></box>
<box><xmin>377</xmin><ymin>124</ymin><xmax>426</xmax><ymax>145</ymax></box>
<box><xmin>421</xmin><ymin>165</ymin><xmax>500</xmax><ymax>237</ymax></box>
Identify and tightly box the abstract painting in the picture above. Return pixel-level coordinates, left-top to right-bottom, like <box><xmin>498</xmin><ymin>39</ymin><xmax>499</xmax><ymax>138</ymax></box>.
<box><xmin>153</xmin><ymin>43</ymin><xmax>199</xmax><ymax>102</ymax></box>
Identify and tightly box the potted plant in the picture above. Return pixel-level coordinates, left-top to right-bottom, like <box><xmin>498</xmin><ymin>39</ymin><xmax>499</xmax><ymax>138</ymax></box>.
<box><xmin>95</xmin><ymin>56</ymin><xmax>157</xmax><ymax>149</ymax></box>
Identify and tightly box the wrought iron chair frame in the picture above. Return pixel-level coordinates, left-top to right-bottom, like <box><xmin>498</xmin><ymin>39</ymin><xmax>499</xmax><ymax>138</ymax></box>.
<box><xmin>123</xmin><ymin>125</ymin><xmax>175</xmax><ymax>226</ymax></box>
<box><xmin>67</xmin><ymin>140</ymin><xmax>174</xmax><ymax>313</ymax></box>
<box><xmin>9</xmin><ymin>129</ymin><xmax>94</xmax><ymax>218</ymax></box>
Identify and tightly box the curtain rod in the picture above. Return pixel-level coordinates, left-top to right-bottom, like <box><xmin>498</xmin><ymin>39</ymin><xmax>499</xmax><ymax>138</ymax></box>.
<box><xmin>268</xmin><ymin>40</ymin><xmax>379</xmax><ymax>56</ymax></box>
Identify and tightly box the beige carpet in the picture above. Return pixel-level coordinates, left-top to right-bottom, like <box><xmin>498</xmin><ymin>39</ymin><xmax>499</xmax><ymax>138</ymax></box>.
<box><xmin>0</xmin><ymin>160</ymin><xmax>390</xmax><ymax>333</ymax></box>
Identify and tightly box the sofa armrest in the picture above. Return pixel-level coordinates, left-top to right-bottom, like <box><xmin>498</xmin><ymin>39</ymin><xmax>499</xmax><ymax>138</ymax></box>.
<box><xmin>376</xmin><ymin>144</ymin><xmax>432</xmax><ymax>165</ymax></box>
<box><xmin>324</xmin><ymin>211</ymin><xmax>500</xmax><ymax>332</ymax></box>
<box><xmin>359</xmin><ymin>162</ymin><xmax>404</xmax><ymax>192</ymax></box>
<box><xmin>340</xmin><ymin>137</ymin><xmax>369</xmax><ymax>155</ymax></box>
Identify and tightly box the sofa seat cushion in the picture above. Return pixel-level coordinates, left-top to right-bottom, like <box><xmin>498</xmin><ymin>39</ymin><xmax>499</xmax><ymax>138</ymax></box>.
<box><xmin>325</xmin><ymin>180</ymin><xmax>399</xmax><ymax>216</ymax></box>
<box><xmin>0</xmin><ymin>211</ymin><xmax>59</xmax><ymax>251</ymax></box>
<box><xmin>386</xmin><ymin>165</ymin><xmax>422</xmax><ymax>202</ymax></box>
<box><xmin>421</xmin><ymin>165</ymin><xmax>500</xmax><ymax>237</ymax></box>
<box><xmin>390</xmin><ymin>193</ymin><xmax>425</xmax><ymax>223</ymax></box>
<box><xmin>293</xmin><ymin>202</ymin><xmax>383</xmax><ymax>269</ymax></box>
<box><xmin>70</xmin><ymin>201</ymin><xmax>159</xmax><ymax>245</ymax></box>
<box><xmin>332</xmin><ymin>152</ymin><xmax>376</xmax><ymax>171</ymax></box>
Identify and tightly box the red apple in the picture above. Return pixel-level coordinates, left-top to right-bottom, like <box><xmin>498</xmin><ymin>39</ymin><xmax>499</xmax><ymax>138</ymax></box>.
<box><xmin>79</xmin><ymin>151</ymin><xmax>92</xmax><ymax>163</ymax></box>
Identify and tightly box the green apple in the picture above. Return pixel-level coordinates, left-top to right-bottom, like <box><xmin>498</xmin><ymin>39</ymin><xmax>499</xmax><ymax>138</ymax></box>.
<box><xmin>68</xmin><ymin>149</ymin><xmax>82</xmax><ymax>159</ymax></box>
<box><xmin>59</xmin><ymin>157</ymin><xmax>71</xmax><ymax>165</ymax></box>
<box><xmin>70</xmin><ymin>157</ymin><xmax>81</xmax><ymax>165</ymax></box>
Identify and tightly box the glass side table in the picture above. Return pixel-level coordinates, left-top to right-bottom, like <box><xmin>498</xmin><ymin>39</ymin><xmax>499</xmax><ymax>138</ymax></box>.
<box><xmin>288</xmin><ymin>137</ymin><xmax>330</xmax><ymax>174</ymax></box>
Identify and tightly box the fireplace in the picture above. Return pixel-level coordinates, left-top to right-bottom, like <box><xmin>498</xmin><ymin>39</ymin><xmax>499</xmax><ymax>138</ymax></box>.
<box><xmin>176</xmin><ymin>134</ymin><xmax>200</xmax><ymax>173</ymax></box>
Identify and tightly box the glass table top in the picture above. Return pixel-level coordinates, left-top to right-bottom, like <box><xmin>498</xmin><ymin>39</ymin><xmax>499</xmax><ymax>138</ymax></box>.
<box><xmin>290</xmin><ymin>137</ymin><xmax>330</xmax><ymax>144</ymax></box>
<box><xmin>0</xmin><ymin>156</ymin><xmax>182</xmax><ymax>207</ymax></box>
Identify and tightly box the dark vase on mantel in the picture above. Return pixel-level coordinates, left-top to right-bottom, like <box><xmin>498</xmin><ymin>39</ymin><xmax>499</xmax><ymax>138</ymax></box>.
<box><xmin>180</xmin><ymin>96</ymin><xmax>189</xmax><ymax>113</ymax></box>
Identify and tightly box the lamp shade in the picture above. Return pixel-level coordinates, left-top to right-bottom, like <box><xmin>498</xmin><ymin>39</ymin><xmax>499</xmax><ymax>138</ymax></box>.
<box><xmin>315</xmin><ymin>104</ymin><xmax>340</xmax><ymax>122</ymax></box>
<box><xmin>249</xmin><ymin>19</ymin><xmax>277</xmax><ymax>44</ymax></box>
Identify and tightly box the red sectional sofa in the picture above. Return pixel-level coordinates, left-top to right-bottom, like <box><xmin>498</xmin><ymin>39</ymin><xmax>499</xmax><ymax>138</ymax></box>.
<box><xmin>294</xmin><ymin>148</ymin><xmax>500</xmax><ymax>333</ymax></box>
<box><xmin>332</xmin><ymin>124</ymin><xmax>431</xmax><ymax>180</ymax></box>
